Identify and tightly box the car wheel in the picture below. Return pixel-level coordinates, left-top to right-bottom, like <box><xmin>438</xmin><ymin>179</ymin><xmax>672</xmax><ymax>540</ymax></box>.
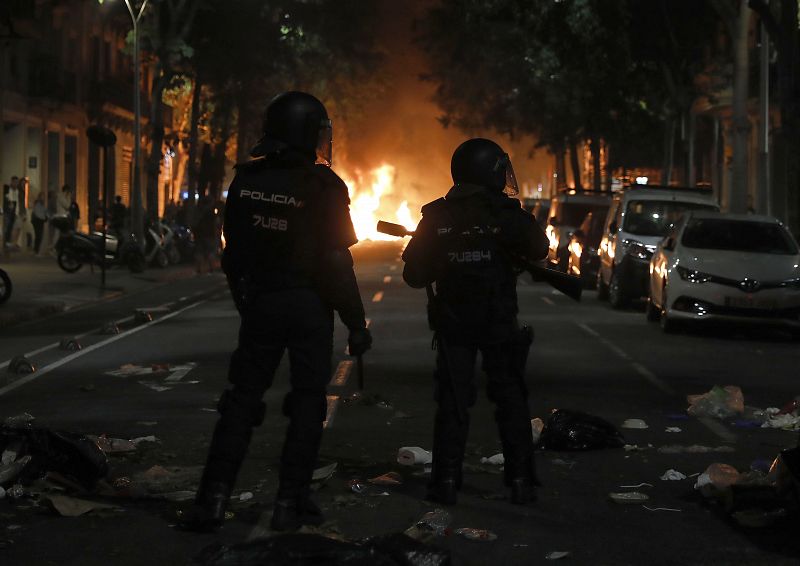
<box><xmin>608</xmin><ymin>271</ymin><xmax>629</xmax><ymax>309</ymax></box>
<box><xmin>596</xmin><ymin>271</ymin><xmax>609</xmax><ymax>300</ymax></box>
<box><xmin>645</xmin><ymin>296</ymin><xmax>660</xmax><ymax>322</ymax></box>
<box><xmin>57</xmin><ymin>251</ymin><xmax>82</xmax><ymax>273</ymax></box>
<box><xmin>154</xmin><ymin>249</ymin><xmax>169</xmax><ymax>268</ymax></box>
<box><xmin>0</xmin><ymin>269</ymin><xmax>11</xmax><ymax>304</ymax></box>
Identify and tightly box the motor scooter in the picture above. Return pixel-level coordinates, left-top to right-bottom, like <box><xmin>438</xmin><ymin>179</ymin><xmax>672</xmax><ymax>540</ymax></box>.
<box><xmin>51</xmin><ymin>216</ymin><xmax>145</xmax><ymax>273</ymax></box>
<box><xmin>0</xmin><ymin>267</ymin><xmax>11</xmax><ymax>304</ymax></box>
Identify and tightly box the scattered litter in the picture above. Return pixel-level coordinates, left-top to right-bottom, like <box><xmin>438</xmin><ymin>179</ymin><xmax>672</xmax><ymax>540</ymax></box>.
<box><xmin>531</xmin><ymin>417</ymin><xmax>544</xmax><ymax>444</ymax></box>
<box><xmin>311</xmin><ymin>462</ymin><xmax>338</xmax><ymax>484</ymax></box>
<box><xmin>0</xmin><ymin>486</ymin><xmax>5</xmax><ymax>499</ymax></box>
<box><xmin>665</xmin><ymin>427</ymin><xmax>682</xmax><ymax>433</ymax></box>
<box><xmin>3</xmin><ymin>413</ymin><xmax>35</xmax><ymax>428</ymax></box>
<box><xmin>480</xmin><ymin>453</ymin><xmax>504</xmax><ymax>466</ymax></box>
<box><xmin>660</xmin><ymin>469</ymin><xmax>687</xmax><ymax>481</ymax></box>
<box><xmin>454</xmin><ymin>528</ymin><xmax>497</xmax><ymax>541</ymax></box>
<box><xmin>623</xmin><ymin>444</ymin><xmax>648</xmax><ymax>452</ymax></box>
<box><xmin>131</xmin><ymin>436</ymin><xmax>159</xmax><ymax>445</ymax></box>
<box><xmin>694</xmin><ymin>463</ymin><xmax>741</xmax><ymax>494</ymax></box>
<box><xmin>349</xmin><ymin>479</ymin><xmax>389</xmax><ymax>497</ymax></box>
<box><xmin>539</xmin><ymin>409</ymin><xmax>625</xmax><ymax>451</ymax></box>
<box><xmin>0</xmin><ymin>455</ymin><xmax>31</xmax><ymax>484</ymax></box>
<box><xmin>750</xmin><ymin>459</ymin><xmax>772</xmax><ymax>474</ymax></box>
<box><xmin>90</xmin><ymin>435</ymin><xmax>137</xmax><ymax>454</ymax></box>
<box><xmin>609</xmin><ymin>492</ymin><xmax>649</xmax><ymax>504</ymax></box>
<box><xmin>761</xmin><ymin>413</ymin><xmax>800</xmax><ymax>431</ymax></box>
<box><xmin>6</xmin><ymin>484</ymin><xmax>25</xmax><ymax>499</ymax></box>
<box><xmin>619</xmin><ymin>483</ymin><xmax>653</xmax><ymax>489</ymax></box>
<box><xmin>687</xmin><ymin>385</ymin><xmax>744</xmax><ymax>419</ymax></box>
<box><xmin>621</xmin><ymin>419</ymin><xmax>648</xmax><ymax>430</ymax></box>
<box><xmin>546</xmin><ymin>551</ymin><xmax>571</xmax><ymax>560</ymax></box>
<box><xmin>44</xmin><ymin>494</ymin><xmax>119</xmax><ymax>517</ymax></box>
<box><xmin>643</xmin><ymin>506</ymin><xmax>682</xmax><ymax>512</ymax></box>
<box><xmin>138</xmin><ymin>381</ymin><xmax>172</xmax><ymax>392</ymax></box>
<box><xmin>658</xmin><ymin>445</ymin><xmax>735</xmax><ymax>454</ymax></box>
<box><xmin>733</xmin><ymin>419</ymin><xmax>762</xmax><ymax>429</ymax></box>
<box><xmin>368</xmin><ymin>472</ymin><xmax>403</xmax><ymax>486</ymax></box>
<box><xmin>194</xmin><ymin>532</ymin><xmax>451</xmax><ymax>566</ymax></box>
<box><xmin>414</xmin><ymin>508</ymin><xmax>451</xmax><ymax>536</ymax></box>
<box><xmin>238</xmin><ymin>492</ymin><xmax>253</xmax><ymax>502</ymax></box>
<box><xmin>200</xmin><ymin>408</ymin><xmax>216</xmax><ymax>412</ymax></box>
<box><xmin>397</xmin><ymin>446</ymin><xmax>432</xmax><ymax>466</ymax></box>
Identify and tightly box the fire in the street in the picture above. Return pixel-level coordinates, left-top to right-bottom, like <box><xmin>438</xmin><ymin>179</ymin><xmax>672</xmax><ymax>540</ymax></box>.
<box><xmin>341</xmin><ymin>164</ymin><xmax>419</xmax><ymax>241</ymax></box>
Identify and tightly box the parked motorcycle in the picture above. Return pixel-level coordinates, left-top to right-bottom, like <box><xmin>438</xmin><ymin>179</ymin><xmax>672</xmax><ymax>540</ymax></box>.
<box><xmin>144</xmin><ymin>220</ymin><xmax>169</xmax><ymax>268</ymax></box>
<box><xmin>51</xmin><ymin>216</ymin><xmax>145</xmax><ymax>273</ymax></box>
<box><xmin>0</xmin><ymin>267</ymin><xmax>11</xmax><ymax>304</ymax></box>
<box><xmin>167</xmin><ymin>222</ymin><xmax>195</xmax><ymax>264</ymax></box>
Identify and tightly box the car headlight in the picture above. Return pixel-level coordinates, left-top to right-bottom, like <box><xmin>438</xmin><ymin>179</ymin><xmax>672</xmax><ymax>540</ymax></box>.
<box><xmin>622</xmin><ymin>239</ymin><xmax>654</xmax><ymax>261</ymax></box>
<box><xmin>782</xmin><ymin>277</ymin><xmax>800</xmax><ymax>289</ymax></box>
<box><xmin>676</xmin><ymin>265</ymin><xmax>713</xmax><ymax>284</ymax></box>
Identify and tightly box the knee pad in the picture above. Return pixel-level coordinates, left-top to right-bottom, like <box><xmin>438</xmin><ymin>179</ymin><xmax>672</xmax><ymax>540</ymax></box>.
<box><xmin>282</xmin><ymin>390</ymin><xmax>326</xmax><ymax>422</ymax></box>
<box><xmin>218</xmin><ymin>389</ymin><xmax>266</xmax><ymax>427</ymax></box>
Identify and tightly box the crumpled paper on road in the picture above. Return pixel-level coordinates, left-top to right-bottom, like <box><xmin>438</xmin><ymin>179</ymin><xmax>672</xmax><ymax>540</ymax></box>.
<box><xmin>687</xmin><ymin>385</ymin><xmax>744</xmax><ymax>419</ymax></box>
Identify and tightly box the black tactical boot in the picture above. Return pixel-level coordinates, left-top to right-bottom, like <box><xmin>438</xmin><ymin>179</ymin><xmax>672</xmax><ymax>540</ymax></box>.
<box><xmin>178</xmin><ymin>481</ymin><xmax>231</xmax><ymax>532</ymax></box>
<box><xmin>427</xmin><ymin>463</ymin><xmax>460</xmax><ymax>505</ymax></box>
<box><xmin>510</xmin><ymin>477</ymin><xmax>537</xmax><ymax>505</ymax></box>
<box><xmin>270</xmin><ymin>494</ymin><xmax>325</xmax><ymax>531</ymax></box>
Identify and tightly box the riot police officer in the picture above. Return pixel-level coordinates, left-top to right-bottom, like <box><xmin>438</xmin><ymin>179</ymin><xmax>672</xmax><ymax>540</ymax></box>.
<box><xmin>402</xmin><ymin>138</ymin><xmax>549</xmax><ymax>505</ymax></box>
<box><xmin>182</xmin><ymin>91</ymin><xmax>371</xmax><ymax>532</ymax></box>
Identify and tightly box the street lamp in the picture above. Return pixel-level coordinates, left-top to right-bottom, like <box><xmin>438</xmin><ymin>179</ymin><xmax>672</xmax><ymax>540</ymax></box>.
<box><xmin>99</xmin><ymin>0</ymin><xmax>148</xmax><ymax>246</ymax></box>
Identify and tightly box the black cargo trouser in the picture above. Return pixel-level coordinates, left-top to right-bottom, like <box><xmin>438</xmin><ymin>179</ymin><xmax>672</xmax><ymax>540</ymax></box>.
<box><xmin>199</xmin><ymin>286</ymin><xmax>333</xmax><ymax>499</ymax></box>
<box><xmin>433</xmin><ymin>331</ymin><xmax>535</xmax><ymax>487</ymax></box>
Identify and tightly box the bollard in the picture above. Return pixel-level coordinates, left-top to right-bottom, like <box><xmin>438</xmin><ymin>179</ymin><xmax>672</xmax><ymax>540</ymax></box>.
<box><xmin>135</xmin><ymin>310</ymin><xmax>153</xmax><ymax>323</ymax></box>
<box><xmin>59</xmin><ymin>338</ymin><xmax>82</xmax><ymax>352</ymax></box>
<box><xmin>8</xmin><ymin>356</ymin><xmax>35</xmax><ymax>375</ymax></box>
<box><xmin>102</xmin><ymin>322</ymin><xmax>121</xmax><ymax>335</ymax></box>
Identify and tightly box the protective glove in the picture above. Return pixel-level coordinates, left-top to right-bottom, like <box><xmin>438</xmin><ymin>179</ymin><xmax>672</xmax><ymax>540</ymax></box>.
<box><xmin>348</xmin><ymin>327</ymin><xmax>372</xmax><ymax>356</ymax></box>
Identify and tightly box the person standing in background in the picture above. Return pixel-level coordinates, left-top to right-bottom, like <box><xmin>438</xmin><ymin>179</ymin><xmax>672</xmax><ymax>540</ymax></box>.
<box><xmin>31</xmin><ymin>191</ymin><xmax>48</xmax><ymax>255</ymax></box>
<box><xmin>3</xmin><ymin>176</ymin><xmax>20</xmax><ymax>247</ymax></box>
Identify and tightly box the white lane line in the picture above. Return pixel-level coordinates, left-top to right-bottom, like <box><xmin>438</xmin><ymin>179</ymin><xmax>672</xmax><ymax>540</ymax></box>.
<box><xmin>698</xmin><ymin>416</ymin><xmax>737</xmax><ymax>443</ymax></box>
<box><xmin>383</xmin><ymin>276</ymin><xmax>392</xmax><ymax>284</ymax></box>
<box><xmin>0</xmin><ymin>300</ymin><xmax>207</xmax><ymax>398</ymax></box>
<box><xmin>541</xmin><ymin>297</ymin><xmax>555</xmax><ymax>306</ymax></box>
<box><xmin>323</xmin><ymin>395</ymin><xmax>340</xmax><ymax>429</ymax></box>
<box><xmin>577</xmin><ymin>322</ymin><xmax>676</xmax><ymax>395</ymax></box>
<box><xmin>331</xmin><ymin>360</ymin><xmax>354</xmax><ymax>387</ymax></box>
<box><xmin>372</xmin><ymin>291</ymin><xmax>384</xmax><ymax>303</ymax></box>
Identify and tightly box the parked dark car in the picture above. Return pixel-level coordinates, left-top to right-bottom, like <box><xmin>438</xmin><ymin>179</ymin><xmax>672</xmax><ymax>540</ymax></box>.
<box><xmin>566</xmin><ymin>211</ymin><xmax>606</xmax><ymax>288</ymax></box>
<box><xmin>546</xmin><ymin>191</ymin><xmax>610</xmax><ymax>271</ymax></box>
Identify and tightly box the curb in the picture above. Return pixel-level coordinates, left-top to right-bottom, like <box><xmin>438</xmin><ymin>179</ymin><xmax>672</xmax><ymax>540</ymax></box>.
<box><xmin>0</xmin><ymin>302</ymin><xmax>67</xmax><ymax>331</ymax></box>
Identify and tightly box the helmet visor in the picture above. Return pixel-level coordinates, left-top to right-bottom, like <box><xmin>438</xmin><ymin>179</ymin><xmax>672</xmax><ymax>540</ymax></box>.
<box><xmin>494</xmin><ymin>153</ymin><xmax>519</xmax><ymax>196</ymax></box>
<box><xmin>316</xmin><ymin>119</ymin><xmax>333</xmax><ymax>167</ymax></box>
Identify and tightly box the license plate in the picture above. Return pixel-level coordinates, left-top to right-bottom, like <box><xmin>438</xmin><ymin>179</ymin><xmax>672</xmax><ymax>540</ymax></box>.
<box><xmin>724</xmin><ymin>296</ymin><xmax>777</xmax><ymax>309</ymax></box>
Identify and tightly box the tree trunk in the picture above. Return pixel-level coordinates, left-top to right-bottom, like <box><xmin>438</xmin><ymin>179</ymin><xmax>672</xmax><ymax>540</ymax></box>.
<box><xmin>568</xmin><ymin>138</ymin><xmax>583</xmax><ymax>191</ymax></box>
<box><xmin>145</xmin><ymin>72</ymin><xmax>170</xmax><ymax>220</ymax></box>
<box><xmin>685</xmin><ymin>110</ymin><xmax>696</xmax><ymax>186</ymax></box>
<box><xmin>236</xmin><ymin>88</ymin><xmax>254</xmax><ymax>164</ymax></box>
<box><xmin>777</xmin><ymin>0</ymin><xmax>799</xmax><ymax>234</ymax></box>
<box><xmin>187</xmin><ymin>76</ymin><xmax>202</xmax><ymax>202</ymax></box>
<box><xmin>591</xmin><ymin>138</ymin><xmax>602</xmax><ymax>191</ymax></box>
<box><xmin>662</xmin><ymin>118</ymin><xmax>676</xmax><ymax>185</ymax></box>
<box><xmin>210</xmin><ymin>108</ymin><xmax>234</xmax><ymax>200</ymax></box>
<box><xmin>729</xmin><ymin>0</ymin><xmax>751</xmax><ymax>213</ymax></box>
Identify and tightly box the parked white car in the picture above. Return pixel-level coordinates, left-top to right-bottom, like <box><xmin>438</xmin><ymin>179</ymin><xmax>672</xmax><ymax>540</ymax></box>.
<box><xmin>597</xmin><ymin>185</ymin><xmax>719</xmax><ymax>308</ymax></box>
<box><xmin>647</xmin><ymin>211</ymin><xmax>800</xmax><ymax>333</ymax></box>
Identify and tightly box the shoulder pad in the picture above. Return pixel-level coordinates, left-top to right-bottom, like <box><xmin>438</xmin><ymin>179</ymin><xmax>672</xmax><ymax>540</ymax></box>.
<box><xmin>233</xmin><ymin>157</ymin><xmax>267</xmax><ymax>172</ymax></box>
<box><xmin>313</xmin><ymin>165</ymin><xmax>350</xmax><ymax>194</ymax></box>
<box><xmin>420</xmin><ymin>198</ymin><xmax>447</xmax><ymax>216</ymax></box>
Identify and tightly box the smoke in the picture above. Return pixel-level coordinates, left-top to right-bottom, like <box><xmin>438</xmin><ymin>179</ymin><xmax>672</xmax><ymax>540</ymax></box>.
<box><xmin>337</xmin><ymin>0</ymin><xmax>553</xmax><ymax>213</ymax></box>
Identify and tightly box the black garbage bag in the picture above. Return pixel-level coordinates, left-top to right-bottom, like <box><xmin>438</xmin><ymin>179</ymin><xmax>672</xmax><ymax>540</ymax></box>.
<box><xmin>195</xmin><ymin>533</ymin><xmax>451</xmax><ymax>566</ymax></box>
<box><xmin>0</xmin><ymin>426</ymin><xmax>108</xmax><ymax>489</ymax></box>
<box><xmin>538</xmin><ymin>409</ymin><xmax>626</xmax><ymax>451</ymax></box>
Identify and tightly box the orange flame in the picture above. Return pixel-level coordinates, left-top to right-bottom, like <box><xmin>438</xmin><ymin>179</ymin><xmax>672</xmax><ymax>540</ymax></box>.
<box><xmin>340</xmin><ymin>164</ymin><xmax>419</xmax><ymax>241</ymax></box>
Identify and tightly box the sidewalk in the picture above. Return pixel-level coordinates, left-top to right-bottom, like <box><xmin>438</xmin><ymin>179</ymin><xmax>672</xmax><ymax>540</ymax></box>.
<box><xmin>0</xmin><ymin>250</ymin><xmax>197</xmax><ymax>330</ymax></box>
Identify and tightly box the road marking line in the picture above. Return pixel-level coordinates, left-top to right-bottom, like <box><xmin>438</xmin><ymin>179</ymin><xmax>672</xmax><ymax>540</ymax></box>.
<box><xmin>698</xmin><ymin>416</ymin><xmax>737</xmax><ymax>443</ymax></box>
<box><xmin>324</xmin><ymin>395</ymin><xmax>340</xmax><ymax>428</ymax></box>
<box><xmin>541</xmin><ymin>297</ymin><xmax>555</xmax><ymax>305</ymax></box>
<box><xmin>372</xmin><ymin>291</ymin><xmax>384</xmax><ymax>303</ymax></box>
<box><xmin>383</xmin><ymin>276</ymin><xmax>392</xmax><ymax>284</ymax></box>
<box><xmin>331</xmin><ymin>360</ymin><xmax>354</xmax><ymax>386</ymax></box>
<box><xmin>577</xmin><ymin>322</ymin><xmax>676</xmax><ymax>396</ymax></box>
<box><xmin>0</xmin><ymin>300</ymin><xmax>207</xmax><ymax>398</ymax></box>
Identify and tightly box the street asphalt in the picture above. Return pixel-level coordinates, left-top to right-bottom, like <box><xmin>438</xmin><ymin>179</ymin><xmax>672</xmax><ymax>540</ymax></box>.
<box><xmin>0</xmin><ymin>242</ymin><xmax>798</xmax><ymax>565</ymax></box>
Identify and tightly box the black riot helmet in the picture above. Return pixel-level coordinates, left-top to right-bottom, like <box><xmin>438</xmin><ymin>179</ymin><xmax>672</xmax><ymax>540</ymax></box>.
<box><xmin>450</xmin><ymin>138</ymin><xmax>519</xmax><ymax>196</ymax></box>
<box><xmin>250</xmin><ymin>91</ymin><xmax>333</xmax><ymax>166</ymax></box>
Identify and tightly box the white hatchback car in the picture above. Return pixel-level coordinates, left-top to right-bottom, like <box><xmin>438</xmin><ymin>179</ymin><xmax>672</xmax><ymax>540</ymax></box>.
<box><xmin>647</xmin><ymin>211</ymin><xmax>800</xmax><ymax>332</ymax></box>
